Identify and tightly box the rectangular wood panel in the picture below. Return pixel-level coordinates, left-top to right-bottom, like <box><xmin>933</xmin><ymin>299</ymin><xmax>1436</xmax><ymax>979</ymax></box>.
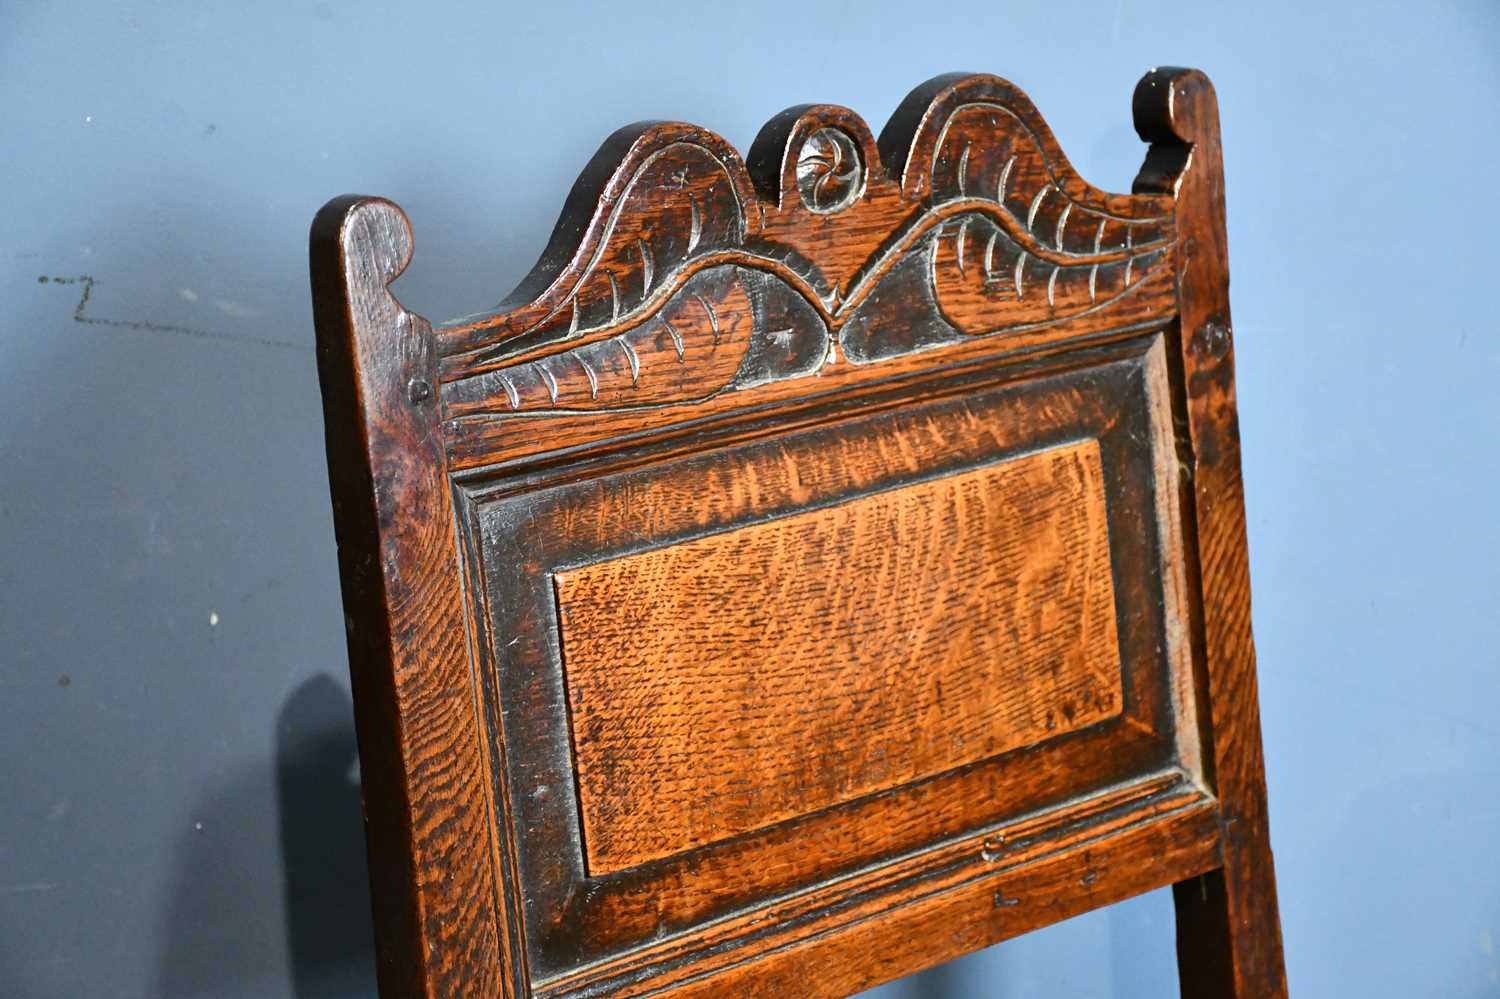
<box><xmin>554</xmin><ymin>438</ymin><xmax>1123</xmax><ymax>875</ymax></box>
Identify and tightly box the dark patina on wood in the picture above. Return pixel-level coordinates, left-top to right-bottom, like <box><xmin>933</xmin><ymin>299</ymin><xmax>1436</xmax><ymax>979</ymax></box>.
<box><xmin>312</xmin><ymin>68</ymin><xmax>1285</xmax><ymax>997</ymax></box>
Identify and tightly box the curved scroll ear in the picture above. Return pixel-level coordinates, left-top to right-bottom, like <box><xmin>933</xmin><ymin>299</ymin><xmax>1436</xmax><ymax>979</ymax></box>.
<box><xmin>1132</xmin><ymin>67</ymin><xmax>1222</xmax><ymax>198</ymax></box>
<box><xmin>312</xmin><ymin>195</ymin><xmax>415</xmax><ymax>305</ymax></box>
<box><xmin>1130</xmin><ymin>67</ymin><xmax>1231</xmax><ymax>354</ymax></box>
<box><xmin>310</xmin><ymin>195</ymin><xmax>432</xmax><ymax>417</ymax></box>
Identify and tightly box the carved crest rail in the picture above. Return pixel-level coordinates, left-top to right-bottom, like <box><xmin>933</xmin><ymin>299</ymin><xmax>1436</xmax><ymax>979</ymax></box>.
<box><xmin>412</xmin><ymin>74</ymin><xmax>1179</xmax><ymax>468</ymax></box>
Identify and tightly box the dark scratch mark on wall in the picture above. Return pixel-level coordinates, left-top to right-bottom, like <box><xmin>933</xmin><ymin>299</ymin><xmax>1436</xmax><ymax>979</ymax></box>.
<box><xmin>38</xmin><ymin>275</ymin><xmax>304</xmax><ymax>351</ymax></box>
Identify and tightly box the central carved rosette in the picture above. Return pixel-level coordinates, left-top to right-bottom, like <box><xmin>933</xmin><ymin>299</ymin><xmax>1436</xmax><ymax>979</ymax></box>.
<box><xmin>796</xmin><ymin>127</ymin><xmax>864</xmax><ymax>213</ymax></box>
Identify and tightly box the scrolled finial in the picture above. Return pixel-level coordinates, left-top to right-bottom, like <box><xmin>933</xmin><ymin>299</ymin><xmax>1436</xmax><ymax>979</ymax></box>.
<box><xmin>1131</xmin><ymin>67</ymin><xmax>1221</xmax><ymax>197</ymax></box>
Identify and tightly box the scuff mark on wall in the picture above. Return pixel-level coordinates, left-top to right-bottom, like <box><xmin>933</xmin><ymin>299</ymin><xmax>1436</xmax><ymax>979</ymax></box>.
<box><xmin>38</xmin><ymin>275</ymin><xmax>303</xmax><ymax>350</ymax></box>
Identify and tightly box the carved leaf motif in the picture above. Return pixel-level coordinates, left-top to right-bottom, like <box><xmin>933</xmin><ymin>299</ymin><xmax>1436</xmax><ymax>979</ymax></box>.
<box><xmin>839</xmin><ymin>240</ymin><xmax>957</xmax><ymax>364</ymax></box>
<box><xmin>922</xmin><ymin>101</ymin><xmax>1170</xmax><ymax>246</ymax></box>
<box><xmin>920</xmin><ymin>102</ymin><xmax>1173</xmax><ymax>337</ymax></box>
<box><xmin>443</xmin><ymin>266</ymin><xmax>829</xmax><ymax>419</ymax></box>
<box><xmin>549</xmin><ymin>145</ymin><xmax>743</xmax><ymax>331</ymax></box>
<box><xmin>440</xmin><ymin>132</ymin><xmax>752</xmax><ymax>376</ymax></box>
<box><xmin>734</xmin><ymin>268</ymin><xmax>830</xmax><ymax>388</ymax></box>
<box><xmin>929</xmin><ymin>214</ymin><xmax>1167</xmax><ymax>336</ymax></box>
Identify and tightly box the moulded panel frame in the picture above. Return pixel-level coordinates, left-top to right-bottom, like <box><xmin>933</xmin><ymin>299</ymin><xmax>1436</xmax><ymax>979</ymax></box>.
<box><xmin>450</xmin><ymin>331</ymin><xmax>1209</xmax><ymax>992</ymax></box>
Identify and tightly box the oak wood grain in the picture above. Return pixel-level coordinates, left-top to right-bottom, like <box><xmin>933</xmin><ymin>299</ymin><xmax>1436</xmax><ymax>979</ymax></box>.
<box><xmin>659</xmin><ymin>797</ymin><xmax>1222</xmax><ymax>999</ymax></box>
<box><xmin>557</xmin><ymin>439</ymin><xmax>1121</xmax><ymax>874</ymax></box>
<box><xmin>542</xmin><ymin>771</ymin><xmax>1216</xmax><ymax>997</ymax></box>
<box><xmin>473</xmin><ymin>346</ymin><xmax>1187</xmax><ymax>973</ymax></box>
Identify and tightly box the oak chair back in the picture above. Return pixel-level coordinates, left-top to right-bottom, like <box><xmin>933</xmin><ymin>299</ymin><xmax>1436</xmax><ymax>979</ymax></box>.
<box><xmin>311</xmin><ymin>68</ymin><xmax>1286</xmax><ymax>998</ymax></box>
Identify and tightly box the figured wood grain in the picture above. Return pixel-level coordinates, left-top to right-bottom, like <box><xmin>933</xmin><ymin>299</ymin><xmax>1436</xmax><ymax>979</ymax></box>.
<box><xmin>556</xmin><ymin>439</ymin><xmax>1122</xmax><ymax>874</ymax></box>
<box><xmin>480</xmin><ymin>348</ymin><xmax>1189</xmax><ymax>971</ymax></box>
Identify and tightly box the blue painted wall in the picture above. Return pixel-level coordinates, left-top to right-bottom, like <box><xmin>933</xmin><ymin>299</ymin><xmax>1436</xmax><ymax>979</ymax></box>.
<box><xmin>3</xmin><ymin>2</ymin><xmax>1497</xmax><ymax>996</ymax></box>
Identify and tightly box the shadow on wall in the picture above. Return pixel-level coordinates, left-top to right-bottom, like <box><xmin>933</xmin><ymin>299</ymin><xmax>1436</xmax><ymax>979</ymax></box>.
<box><xmin>139</xmin><ymin>673</ymin><xmax>1173</xmax><ymax>999</ymax></box>
<box><xmin>276</xmin><ymin>676</ymin><xmax>377</xmax><ymax>998</ymax></box>
<box><xmin>139</xmin><ymin>667</ymin><xmax>1004</xmax><ymax>999</ymax></box>
<box><xmin>153</xmin><ymin>676</ymin><xmax>376</xmax><ymax>997</ymax></box>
